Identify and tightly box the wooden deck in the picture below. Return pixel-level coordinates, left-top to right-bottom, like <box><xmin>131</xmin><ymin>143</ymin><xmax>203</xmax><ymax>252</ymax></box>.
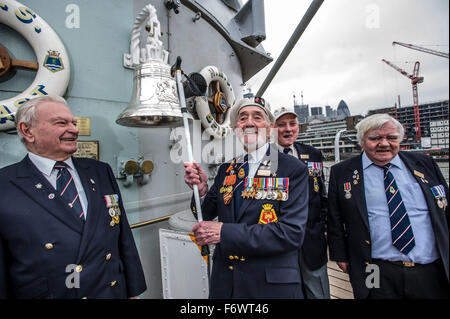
<box><xmin>327</xmin><ymin>261</ymin><xmax>354</xmax><ymax>299</ymax></box>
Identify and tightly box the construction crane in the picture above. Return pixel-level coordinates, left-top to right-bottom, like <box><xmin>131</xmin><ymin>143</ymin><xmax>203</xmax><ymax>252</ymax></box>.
<box><xmin>381</xmin><ymin>59</ymin><xmax>423</xmax><ymax>141</ymax></box>
<box><xmin>393</xmin><ymin>41</ymin><xmax>449</xmax><ymax>59</ymax></box>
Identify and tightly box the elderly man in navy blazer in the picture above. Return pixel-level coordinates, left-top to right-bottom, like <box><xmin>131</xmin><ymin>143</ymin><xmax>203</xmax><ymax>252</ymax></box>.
<box><xmin>327</xmin><ymin>113</ymin><xmax>448</xmax><ymax>299</ymax></box>
<box><xmin>0</xmin><ymin>95</ymin><xmax>146</xmax><ymax>299</ymax></box>
<box><xmin>184</xmin><ymin>96</ymin><xmax>309</xmax><ymax>299</ymax></box>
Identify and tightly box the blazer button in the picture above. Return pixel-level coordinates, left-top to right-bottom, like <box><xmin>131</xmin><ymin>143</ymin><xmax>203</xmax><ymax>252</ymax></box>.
<box><xmin>228</xmin><ymin>266</ymin><xmax>234</xmax><ymax>271</ymax></box>
<box><xmin>228</xmin><ymin>255</ymin><xmax>234</xmax><ymax>260</ymax></box>
<box><xmin>106</xmin><ymin>253</ymin><xmax>112</xmax><ymax>261</ymax></box>
<box><xmin>240</xmin><ymin>257</ymin><xmax>246</xmax><ymax>262</ymax></box>
<box><xmin>44</xmin><ymin>243</ymin><xmax>54</xmax><ymax>250</ymax></box>
<box><xmin>365</xmin><ymin>240</ymin><xmax>370</xmax><ymax>245</ymax></box>
<box><xmin>110</xmin><ymin>280</ymin><xmax>117</xmax><ymax>287</ymax></box>
<box><xmin>75</xmin><ymin>265</ymin><xmax>83</xmax><ymax>273</ymax></box>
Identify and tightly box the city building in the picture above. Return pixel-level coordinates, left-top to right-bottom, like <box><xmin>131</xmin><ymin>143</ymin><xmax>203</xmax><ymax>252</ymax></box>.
<box><xmin>337</xmin><ymin>100</ymin><xmax>351</xmax><ymax>117</ymax></box>
<box><xmin>294</xmin><ymin>104</ymin><xmax>309</xmax><ymax>123</ymax></box>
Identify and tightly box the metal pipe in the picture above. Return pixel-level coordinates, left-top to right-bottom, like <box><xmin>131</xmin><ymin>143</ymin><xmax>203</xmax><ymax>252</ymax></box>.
<box><xmin>334</xmin><ymin>129</ymin><xmax>346</xmax><ymax>163</ymax></box>
<box><xmin>256</xmin><ymin>0</ymin><xmax>324</xmax><ymax>97</ymax></box>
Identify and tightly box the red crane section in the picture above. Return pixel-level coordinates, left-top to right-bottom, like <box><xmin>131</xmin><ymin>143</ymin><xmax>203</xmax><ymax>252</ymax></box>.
<box><xmin>392</xmin><ymin>41</ymin><xmax>449</xmax><ymax>59</ymax></box>
<box><xmin>382</xmin><ymin>59</ymin><xmax>423</xmax><ymax>141</ymax></box>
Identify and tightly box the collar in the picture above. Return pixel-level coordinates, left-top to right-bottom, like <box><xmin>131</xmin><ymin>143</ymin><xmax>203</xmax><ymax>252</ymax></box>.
<box><xmin>28</xmin><ymin>152</ymin><xmax>74</xmax><ymax>176</ymax></box>
<box><xmin>243</xmin><ymin>143</ymin><xmax>269</xmax><ymax>164</ymax></box>
<box><xmin>276</xmin><ymin>143</ymin><xmax>294</xmax><ymax>154</ymax></box>
<box><xmin>362</xmin><ymin>151</ymin><xmax>402</xmax><ymax>170</ymax></box>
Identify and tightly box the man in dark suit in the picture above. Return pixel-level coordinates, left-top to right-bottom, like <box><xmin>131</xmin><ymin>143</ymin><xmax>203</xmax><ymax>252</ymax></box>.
<box><xmin>328</xmin><ymin>113</ymin><xmax>448</xmax><ymax>299</ymax></box>
<box><xmin>273</xmin><ymin>107</ymin><xmax>329</xmax><ymax>299</ymax></box>
<box><xmin>184</xmin><ymin>97</ymin><xmax>309</xmax><ymax>298</ymax></box>
<box><xmin>0</xmin><ymin>95</ymin><xmax>147</xmax><ymax>299</ymax></box>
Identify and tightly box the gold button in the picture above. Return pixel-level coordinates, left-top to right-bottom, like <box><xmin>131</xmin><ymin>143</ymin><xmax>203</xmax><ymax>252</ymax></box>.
<box><xmin>106</xmin><ymin>253</ymin><xmax>112</xmax><ymax>261</ymax></box>
<box><xmin>234</xmin><ymin>255</ymin><xmax>239</xmax><ymax>260</ymax></box>
<box><xmin>240</xmin><ymin>257</ymin><xmax>246</xmax><ymax>262</ymax></box>
<box><xmin>228</xmin><ymin>266</ymin><xmax>234</xmax><ymax>271</ymax></box>
<box><xmin>228</xmin><ymin>255</ymin><xmax>234</xmax><ymax>260</ymax></box>
<box><xmin>110</xmin><ymin>220</ymin><xmax>115</xmax><ymax>227</ymax></box>
<box><xmin>110</xmin><ymin>280</ymin><xmax>117</xmax><ymax>287</ymax></box>
<box><xmin>75</xmin><ymin>265</ymin><xmax>83</xmax><ymax>273</ymax></box>
<box><xmin>365</xmin><ymin>240</ymin><xmax>370</xmax><ymax>245</ymax></box>
<box><xmin>44</xmin><ymin>243</ymin><xmax>54</xmax><ymax>250</ymax></box>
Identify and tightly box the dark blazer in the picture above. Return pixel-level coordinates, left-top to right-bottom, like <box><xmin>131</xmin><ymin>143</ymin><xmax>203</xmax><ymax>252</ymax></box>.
<box><xmin>192</xmin><ymin>147</ymin><xmax>309</xmax><ymax>298</ymax></box>
<box><xmin>293</xmin><ymin>142</ymin><xmax>328</xmax><ymax>270</ymax></box>
<box><xmin>0</xmin><ymin>156</ymin><xmax>147</xmax><ymax>299</ymax></box>
<box><xmin>327</xmin><ymin>151</ymin><xmax>449</xmax><ymax>299</ymax></box>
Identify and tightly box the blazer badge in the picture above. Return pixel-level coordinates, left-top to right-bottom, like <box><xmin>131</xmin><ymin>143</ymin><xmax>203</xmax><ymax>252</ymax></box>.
<box><xmin>258</xmin><ymin>203</ymin><xmax>278</xmax><ymax>224</ymax></box>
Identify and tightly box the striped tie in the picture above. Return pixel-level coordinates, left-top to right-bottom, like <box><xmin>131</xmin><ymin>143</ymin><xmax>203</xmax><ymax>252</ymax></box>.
<box><xmin>54</xmin><ymin>161</ymin><xmax>84</xmax><ymax>221</ymax></box>
<box><xmin>383</xmin><ymin>164</ymin><xmax>415</xmax><ymax>254</ymax></box>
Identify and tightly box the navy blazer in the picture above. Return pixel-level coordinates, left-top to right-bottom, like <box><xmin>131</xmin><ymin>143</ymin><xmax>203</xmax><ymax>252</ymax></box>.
<box><xmin>327</xmin><ymin>151</ymin><xmax>449</xmax><ymax>299</ymax></box>
<box><xmin>192</xmin><ymin>147</ymin><xmax>309</xmax><ymax>298</ymax></box>
<box><xmin>0</xmin><ymin>156</ymin><xmax>147</xmax><ymax>299</ymax></box>
<box><xmin>293</xmin><ymin>142</ymin><xmax>328</xmax><ymax>270</ymax></box>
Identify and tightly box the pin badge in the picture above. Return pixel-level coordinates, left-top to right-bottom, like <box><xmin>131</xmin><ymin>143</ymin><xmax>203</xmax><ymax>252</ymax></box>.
<box><xmin>35</xmin><ymin>183</ymin><xmax>42</xmax><ymax>189</ymax></box>
<box><xmin>48</xmin><ymin>193</ymin><xmax>55</xmax><ymax>199</ymax></box>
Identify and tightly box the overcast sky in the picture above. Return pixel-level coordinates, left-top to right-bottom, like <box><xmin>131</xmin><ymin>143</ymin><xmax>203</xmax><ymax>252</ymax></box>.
<box><xmin>244</xmin><ymin>0</ymin><xmax>449</xmax><ymax>116</ymax></box>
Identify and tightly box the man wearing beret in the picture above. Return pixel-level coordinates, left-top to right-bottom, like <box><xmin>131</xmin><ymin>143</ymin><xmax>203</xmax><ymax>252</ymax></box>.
<box><xmin>184</xmin><ymin>96</ymin><xmax>309</xmax><ymax>298</ymax></box>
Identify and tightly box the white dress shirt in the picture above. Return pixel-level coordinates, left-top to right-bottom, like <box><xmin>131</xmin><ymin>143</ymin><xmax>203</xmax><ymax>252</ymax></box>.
<box><xmin>28</xmin><ymin>152</ymin><xmax>88</xmax><ymax>219</ymax></box>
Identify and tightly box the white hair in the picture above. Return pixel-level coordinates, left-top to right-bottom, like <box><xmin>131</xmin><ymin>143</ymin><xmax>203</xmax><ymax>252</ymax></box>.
<box><xmin>15</xmin><ymin>95</ymin><xmax>68</xmax><ymax>144</ymax></box>
<box><xmin>355</xmin><ymin>113</ymin><xmax>404</xmax><ymax>146</ymax></box>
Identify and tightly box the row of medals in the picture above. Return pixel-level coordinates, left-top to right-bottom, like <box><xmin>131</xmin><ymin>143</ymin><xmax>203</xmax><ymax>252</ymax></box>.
<box><xmin>219</xmin><ymin>159</ymin><xmax>288</xmax><ymax>205</ymax></box>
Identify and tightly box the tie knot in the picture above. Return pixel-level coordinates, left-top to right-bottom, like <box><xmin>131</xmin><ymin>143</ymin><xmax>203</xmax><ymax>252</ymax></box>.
<box><xmin>283</xmin><ymin>148</ymin><xmax>291</xmax><ymax>155</ymax></box>
<box><xmin>54</xmin><ymin>161</ymin><xmax>69</xmax><ymax>170</ymax></box>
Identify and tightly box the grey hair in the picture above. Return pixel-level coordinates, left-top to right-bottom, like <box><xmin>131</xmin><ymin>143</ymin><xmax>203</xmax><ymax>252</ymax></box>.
<box><xmin>355</xmin><ymin>113</ymin><xmax>404</xmax><ymax>146</ymax></box>
<box><xmin>15</xmin><ymin>95</ymin><xmax>68</xmax><ymax>144</ymax></box>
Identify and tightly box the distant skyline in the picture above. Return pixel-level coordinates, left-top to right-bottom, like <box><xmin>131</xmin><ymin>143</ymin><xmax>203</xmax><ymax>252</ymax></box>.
<box><xmin>243</xmin><ymin>0</ymin><xmax>449</xmax><ymax>116</ymax></box>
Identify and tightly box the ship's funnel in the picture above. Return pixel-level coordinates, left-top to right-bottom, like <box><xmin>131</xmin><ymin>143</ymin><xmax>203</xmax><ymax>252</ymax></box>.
<box><xmin>117</xmin><ymin>4</ymin><xmax>183</xmax><ymax>128</ymax></box>
<box><xmin>116</xmin><ymin>60</ymin><xmax>183</xmax><ymax>127</ymax></box>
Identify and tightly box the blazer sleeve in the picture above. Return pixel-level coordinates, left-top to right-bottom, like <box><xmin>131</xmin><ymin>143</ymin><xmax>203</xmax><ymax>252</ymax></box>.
<box><xmin>327</xmin><ymin>166</ymin><xmax>349</xmax><ymax>262</ymax></box>
<box><xmin>0</xmin><ymin>236</ymin><xmax>10</xmax><ymax>298</ymax></box>
<box><xmin>106</xmin><ymin>164</ymin><xmax>147</xmax><ymax>298</ymax></box>
<box><xmin>220</xmin><ymin>164</ymin><xmax>309</xmax><ymax>257</ymax></box>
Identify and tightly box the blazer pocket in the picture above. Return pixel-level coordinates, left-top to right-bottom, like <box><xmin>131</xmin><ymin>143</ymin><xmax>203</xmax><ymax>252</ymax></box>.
<box><xmin>265</xmin><ymin>267</ymin><xmax>301</xmax><ymax>284</ymax></box>
<box><xmin>15</xmin><ymin>277</ymin><xmax>49</xmax><ymax>299</ymax></box>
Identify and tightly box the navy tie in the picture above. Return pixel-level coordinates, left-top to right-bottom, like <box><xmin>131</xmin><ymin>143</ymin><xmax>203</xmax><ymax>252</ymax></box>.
<box><xmin>383</xmin><ymin>164</ymin><xmax>415</xmax><ymax>254</ymax></box>
<box><xmin>54</xmin><ymin>161</ymin><xmax>84</xmax><ymax>221</ymax></box>
<box><xmin>234</xmin><ymin>155</ymin><xmax>249</xmax><ymax>219</ymax></box>
<box><xmin>283</xmin><ymin>148</ymin><xmax>291</xmax><ymax>155</ymax></box>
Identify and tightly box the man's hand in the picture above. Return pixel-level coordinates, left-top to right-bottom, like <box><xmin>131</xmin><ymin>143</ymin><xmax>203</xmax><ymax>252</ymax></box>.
<box><xmin>336</xmin><ymin>262</ymin><xmax>349</xmax><ymax>273</ymax></box>
<box><xmin>192</xmin><ymin>221</ymin><xmax>223</xmax><ymax>245</ymax></box>
<box><xmin>184</xmin><ymin>162</ymin><xmax>208</xmax><ymax>197</ymax></box>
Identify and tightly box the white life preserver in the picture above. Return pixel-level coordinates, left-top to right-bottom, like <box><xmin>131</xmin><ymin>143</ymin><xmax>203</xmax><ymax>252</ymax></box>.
<box><xmin>194</xmin><ymin>66</ymin><xmax>235</xmax><ymax>139</ymax></box>
<box><xmin>0</xmin><ymin>0</ymin><xmax>70</xmax><ymax>131</ymax></box>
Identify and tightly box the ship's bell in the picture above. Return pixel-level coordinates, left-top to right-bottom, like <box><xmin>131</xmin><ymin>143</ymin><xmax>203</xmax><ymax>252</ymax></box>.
<box><xmin>116</xmin><ymin>60</ymin><xmax>183</xmax><ymax>127</ymax></box>
<box><xmin>117</xmin><ymin>4</ymin><xmax>183</xmax><ymax>128</ymax></box>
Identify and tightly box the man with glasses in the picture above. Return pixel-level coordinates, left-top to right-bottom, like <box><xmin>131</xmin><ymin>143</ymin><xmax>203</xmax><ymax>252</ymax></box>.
<box><xmin>327</xmin><ymin>113</ymin><xmax>448</xmax><ymax>299</ymax></box>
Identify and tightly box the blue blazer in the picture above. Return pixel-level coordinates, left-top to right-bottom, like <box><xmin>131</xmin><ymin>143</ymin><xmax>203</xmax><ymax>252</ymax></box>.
<box><xmin>0</xmin><ymin>156</ymin><xmax>146</xmax><ymax>299</ymax></box>
<box><xmin>192</xmin><ymin>147</ymin><xmax>309</xmax><ymax>298</ymax></box>
<box><xmin>327</xmin><ymin>151</ymin><xmax>449</xmax><ymax>298</ymax></box>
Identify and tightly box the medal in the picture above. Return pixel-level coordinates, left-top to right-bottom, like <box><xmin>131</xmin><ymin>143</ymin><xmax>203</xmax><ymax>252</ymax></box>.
<box><xmin>437</xmin><ymin>199</ymin><xmax>444</xmax><ymax>209</ymax></box>
<box><xmin>344</xmin><ymin>182</ymin><xmax>352</xmax><ymax>199</ymax></box>
<box><xmin>430</xmin><ymin>185</ymin><xmax>447</xmax><ymax>210</ymax></box>
<box><xmin>313</xmin><ymin>177</ymin><xmax>319</xmax><ymax>192</ymax></box>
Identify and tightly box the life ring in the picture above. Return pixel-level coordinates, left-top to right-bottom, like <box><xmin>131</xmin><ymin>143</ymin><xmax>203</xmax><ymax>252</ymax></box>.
<box><xmin>0</xmin><ymin>0</ymin><xmax>70</xmax><ymax>131</ymax></box>
<box><xmin>194</xmin><ymin>66</ymin><xmax>235</xmax><ymax>139</ymax></box>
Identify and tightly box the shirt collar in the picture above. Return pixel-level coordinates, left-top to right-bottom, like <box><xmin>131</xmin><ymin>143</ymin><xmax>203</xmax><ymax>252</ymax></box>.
<box><xmin>244</xmin><ymin>143</ymin><xmax>269</xmax><ymax>164</ymax></box>
<box><xmin>28</xmin><ymin>152</ymin><xmax>74</xmax><ymax>176</ymax></box>
<box><xmin>276</xmin><ymin>143</ymin><xmax>294</xmax><ymax>154</ymax></box>
<box><xmin>362</xmin><ymin>151</ymin><xmax>402</xmax><ymax>170</ymax></box>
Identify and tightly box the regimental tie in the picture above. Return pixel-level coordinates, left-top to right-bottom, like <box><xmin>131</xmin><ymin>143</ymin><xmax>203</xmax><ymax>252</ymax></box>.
<box><xmin>54</xmin><ymin>161</ymin><xmax>84</xmax><ymax>222</ymax></box>
<box><xmin>234</xmin><ymin>155</ymin><xmax>249</xmax><ymax>218</ymax></box>
<box><xmin>383</xmin><ymin>164</ymin><xmax>415</xmax><ymax>254</ymax></box>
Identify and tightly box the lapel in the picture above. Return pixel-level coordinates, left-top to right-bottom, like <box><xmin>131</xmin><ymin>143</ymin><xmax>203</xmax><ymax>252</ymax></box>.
<box><xmin>72</xmin><ymin>157</ymin><xmax>102</xmax><ymax>263</ymax></box>
<box><xmin>347</xmin><ymin>154</ymin><xmax>370</xmax><ymax>231</ymax></box>
<box><xmin>12</xmin><ymin>156</ymin><xmax>84</xmax><ymax>234</ymax></box>
<box><xmin>398</xmin><ymin>152</ymin><xmax>436</xmax><ymax>212</ymax></box>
